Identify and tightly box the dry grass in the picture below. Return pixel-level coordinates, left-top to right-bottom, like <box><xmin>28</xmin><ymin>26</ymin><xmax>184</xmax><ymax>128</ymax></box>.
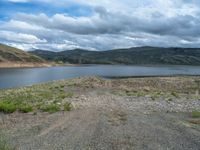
<box><xmin>0</xmin><ymin>80</ymin><xmax>73</xmax><ymax>114</ymax></box>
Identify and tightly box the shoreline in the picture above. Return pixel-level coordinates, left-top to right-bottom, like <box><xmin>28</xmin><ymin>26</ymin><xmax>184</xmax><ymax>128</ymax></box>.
<box><xmin>1</xmin><ymin>75</ymin><xmax>200</xmax><ymax>90</ymax></box>
<box><xmin>104</xmin><ymin>74</ymin><xmax>200</xmax><ymax>79</ymax></box>
<box><xmin>0</xmin><ymin>62</ymin><xmax>52</xmax><ymax>68</ymax></box>
<box><xmin>0</xmin><ymin>62</ymin><xmax>81</xmax><ymax>69</ymax></box>
<box><xmin>1</xmin><ymin>63</ymin><xmax>200</xmax><ymax>69</ymax></box>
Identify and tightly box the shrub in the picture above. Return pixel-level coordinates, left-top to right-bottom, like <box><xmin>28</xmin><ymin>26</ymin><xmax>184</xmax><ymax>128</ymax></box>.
<box><xmin>191</xmin><ymin>111</ymin><xmax>200</xmax><ymax>118</ymax></box>
<box><xmin>64</xmin><ymin>102</ymin><xmax>72</xmax><ymax>111</ymax></box>
<box><xmin>58</xmin><ymin>92</ymin><xmax>73</xmax><ymax>99</ymax></box>
<box><xmin>171</xmin><ymin>92</ymin><xmax>179</xmax><ymax>98</ymax></box>
<box><xmin>0</xmin><ymin>101</ymin><xmax>16</xmax><ymax>114</ymax></box>
<box><xmin>40</xmin><ymin>104</ymin><xmax>60</xmax><ymax>113</ymax></box>
<box><xmin>18</xmin><ymin>105</ymin><xmax>33</xmax><ymax>113</ymax></box>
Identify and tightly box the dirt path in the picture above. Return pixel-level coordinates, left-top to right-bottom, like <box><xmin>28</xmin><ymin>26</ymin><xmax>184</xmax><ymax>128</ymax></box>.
<box><xmin>1</xmin><ymin>95</ymin><xmax>200</xmax><ymax>150</ymax></box>
<box><xmin>2</xmin><ymin>110</ymin><xmax>200</xmax><ymax>150</ymax></box>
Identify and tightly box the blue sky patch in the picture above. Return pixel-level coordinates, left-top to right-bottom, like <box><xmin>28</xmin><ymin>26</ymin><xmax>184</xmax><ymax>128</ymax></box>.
<box><xmin>0</xmin><ymin>1</ymin><xmax>93</xmax><ymax>19</ymax></box>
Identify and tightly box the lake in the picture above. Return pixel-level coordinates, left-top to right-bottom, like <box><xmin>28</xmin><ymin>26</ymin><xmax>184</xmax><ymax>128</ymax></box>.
<box><xmin>0</xmin><ymin>65</ymin><xmax>200</xmax><ymax>89</ymax></box>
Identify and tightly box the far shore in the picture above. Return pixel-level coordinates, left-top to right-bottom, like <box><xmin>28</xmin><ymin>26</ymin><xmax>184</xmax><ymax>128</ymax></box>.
<box><xmin>0</xmin><ymin>62</ymin><xmax>81</xmax><ymax>68</ymax></box>
<box><xmin>1</xmin><ymin>62</ymin><xmax>200</xmax><ymax>69</ymax></box>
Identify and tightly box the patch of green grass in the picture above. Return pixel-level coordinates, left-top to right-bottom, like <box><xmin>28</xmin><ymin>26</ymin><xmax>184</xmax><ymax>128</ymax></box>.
<box><xmin>64</xmin><ymin>102</ymin><xmax>72</xmax><ymax>111</ymax></box>
<box><xmin>150</xmin><ymin>92</ymin><xmax>163</xmax><ymax>100</ymax></box>
<box><xmin>60</xmin><ymin>85</ymin><xmax>65</xmax><ymax>88</ymax></box>
<box><xmin>0</xmin><ymin>101</ymin><xmax>16</xmax><ymax>114</ymax></box>
<box><xmin>171</xmin><ymin>92</ymin><xmax>179</xmax><ymax>98</ymax></box>
<box><xmin>0</xmin><ymin>100</ymin><xmax>34</xmax><ymax>114</ymax></box>
<box><xmin>18</xmin><ymin>105</ymin><xmax>33</xmax><ymax>113</ymax></box>
<box><xmin>121</xmin><ymin>90</ymin><xmax>146</xmax><ymax>97</ymax></box>
<box><xmin>0</xmin><ymin>81</ymin><xmax>74</xmax><ymax>114</ymax></box>
<box><xmin>58</xmin><ymin>92</ymin><xmax>73</xmax><ymax>99</ymax></box>
<box><xmin>191</xmin><ymin>111</ymin><xmax>200</xmax><ymax>118</ymax></box>
<box><xmin>40</xmin><ymin>104</ymin><xmax>60</xmax><ymax>113</ymax></box>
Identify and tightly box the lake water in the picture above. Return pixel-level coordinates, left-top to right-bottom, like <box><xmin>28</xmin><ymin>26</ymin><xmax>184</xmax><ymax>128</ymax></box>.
<box><xmin>0</xmin><ymin>65</ymin><xmax>200</xmax><ymax>89</ymax></box>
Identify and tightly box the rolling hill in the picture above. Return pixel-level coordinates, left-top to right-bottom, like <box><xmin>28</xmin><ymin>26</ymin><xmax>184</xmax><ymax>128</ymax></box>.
<box><xmin>0</xmin><ymin>44</ymin><xmax>50</xmax><ymax>68</ymax></box>
<box><xmin>30</xmin><ymin>47</ymin><xmax>200</xmax><ymax>65</ymax></box>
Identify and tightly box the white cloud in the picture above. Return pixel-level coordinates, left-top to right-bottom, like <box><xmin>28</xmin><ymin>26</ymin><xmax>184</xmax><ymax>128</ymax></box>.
<box><xmin>0</xmin><ymin>31</ymin><xmax>47</xmax><ymax>44</ymax></box>
<box><xmin>0</xmin><ymin>20</ymin><xmax>45</xmax><ymax>31</ymax></box>
<box><xmin>1</xmin><ymin>0</ymin><xmax>200</xmax><ymax>51</ymax></box>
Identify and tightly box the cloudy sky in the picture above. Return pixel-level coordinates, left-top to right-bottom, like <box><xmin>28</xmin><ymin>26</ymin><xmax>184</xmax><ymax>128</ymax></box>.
<box><xmin>0</xmin><ymin>0</ymin><xmax>200</xmax><ymax>51</ymax></box>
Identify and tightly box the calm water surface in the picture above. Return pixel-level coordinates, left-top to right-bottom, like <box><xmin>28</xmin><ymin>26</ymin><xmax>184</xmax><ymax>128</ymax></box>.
<box><xmin>0</xmin><ymin>65</ymin><xmax>200</xmax><ymax>89</ymax></box>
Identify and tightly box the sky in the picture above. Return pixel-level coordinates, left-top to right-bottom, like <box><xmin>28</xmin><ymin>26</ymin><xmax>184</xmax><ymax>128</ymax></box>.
<box><xmin>0</xmin><ymin>0</ymin><xmax>200</xmax><ymax>51</ymax></box>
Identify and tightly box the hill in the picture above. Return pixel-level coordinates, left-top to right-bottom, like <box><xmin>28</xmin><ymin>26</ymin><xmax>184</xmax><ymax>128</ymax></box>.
<box><xmin>0</xmin><ymin>44</ymin><xmax>50</xmax><ymax>68</ymax></box>
<box><xmin>30</xmin><ymin>47</ymin><xmax>200</xmax><ymax>65</ymax></box>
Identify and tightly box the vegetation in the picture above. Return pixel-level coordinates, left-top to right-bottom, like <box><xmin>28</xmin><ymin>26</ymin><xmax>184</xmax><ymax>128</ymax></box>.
<box><xmin>0</xmin><ymin>43</ymin><xmax>45</xmax><ymax>63</ymax></box>
<box><xmin>40</xmin><ymin>104</ymin><xmax>60</xmax><ymax>113</ymax></box>
<box><xmin>113</xmin><ymin>89</ymin><xmax>182</xmax><ymax>101</ymax></box>
<box><xmin>0</xmin><ymin>80</ymin><xmax>73</xmax><ymax>114</ymax></box>
<box><xmin>0</xmin><ymin>101</ymin><xmax>16</xmax><ymax>113</ymax></box>
<box><xmin>18</xmin><ymin>105</ymin><xmax>33</xmax><ymax>113</ymax></box>
<box><xmin>63</xmin><ymin>102</ymin><xmax>72</xmax><ymax>111</ymax></box>
<box><xmin>0</xmin><ymin>76</ymin><xmax>200</xmax><ymax>114</ymax></box>
<box><xmin>191</xmin><ymin>111</ymin><xmax>200</xmax><ymax>118</ymax></box>
<box><xmin>31</xmin><ymin>46</ymin><xmax>200</xmax><ymax>65</ymax></box>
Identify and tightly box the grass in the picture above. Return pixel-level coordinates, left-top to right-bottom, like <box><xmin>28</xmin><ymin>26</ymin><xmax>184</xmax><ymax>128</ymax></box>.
<box><xmin>191</xmin><ymin>111</ymin><xmax>200</xmax><ymax>118</ymax></box>
<box><xmin>1</xmin><ymin>76</ymin><xmax>199</xmax><ymax>114</ymax></box>
<box><xmin>188</xmin><ymin>111</ymin><xmax>200</xmax><ymax>125</ymax></box>
<box><xmin>171</xmin><ymin>92</ymin><xmax>179</xmax><ymax>98</ymax></box>
<box><xmin>0</xmin><ymin>101</ymin><xmax>17</xmax><ymax>114</ymax></box>
<box><xmin>57</xmin><ymin>92</ymin><xmax>73</xmax><ymax>99</ymax></box>
<box><xmin>0</xmin><ymin>80</ymin><xmax>74</xmax><ymax>114</ymax></box>
<box><xmin>113</xmin><ymin>89</ymin><xmax>179</xmax><ymax>100</ymax></box>
<box><xmin>64</xmin><ymin>102</ymin><xmax>72</xmax><ymax>111</ymax></box>
<box><xmin>18</xmin><ymin>105</ymin><xmax>33</xmax><ymax>113</ymax></box>
<box><xmin>0</xmin><ymin>101</ymin><xmax>33</xmax><ymax>114</ymax></box>
<box><xmin>40</xmin><ymin>104</ymin><xmax>60</xmax><ymax>113</ymax></box>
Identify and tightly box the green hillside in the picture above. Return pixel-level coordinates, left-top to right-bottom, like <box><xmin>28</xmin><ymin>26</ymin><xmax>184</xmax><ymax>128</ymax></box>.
<box><xmin>0</xmin><ymin>44</ymin><xmax>45</xmax><ymax>63</ymax></box>
<box><xmin>31</xmin><ymin>47</ymin><xmax>200</xmax><ymax>65</ymax></box>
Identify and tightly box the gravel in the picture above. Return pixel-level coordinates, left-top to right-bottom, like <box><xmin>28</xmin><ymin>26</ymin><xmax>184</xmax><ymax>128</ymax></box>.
<box><xmin>0</xmin><ymin>77</ymin><xmax>200</xmax><ymax>150</ymax></box>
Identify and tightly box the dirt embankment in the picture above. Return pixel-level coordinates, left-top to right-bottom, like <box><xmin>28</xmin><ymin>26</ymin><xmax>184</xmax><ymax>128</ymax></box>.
<box><xmin>0</xmin><ymin>62</ymin><xmax>53</xmax><ymax>68</ymax></box>
<box><xmin>0</xmin><ymin>62</ymin><xmax>81</xmax><ymax>68</ymax></box>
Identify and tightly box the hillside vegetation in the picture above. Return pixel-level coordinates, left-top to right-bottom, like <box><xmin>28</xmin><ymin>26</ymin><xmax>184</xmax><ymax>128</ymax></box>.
<box><xmin>31</xmin><ymin>47</ymin><xmax>200</xmax><ymax>65</ymax></box>
<box><xmin>0</xmin><ymin>44</ymin><xmax>45</xmax><ymax>63</ymax></box>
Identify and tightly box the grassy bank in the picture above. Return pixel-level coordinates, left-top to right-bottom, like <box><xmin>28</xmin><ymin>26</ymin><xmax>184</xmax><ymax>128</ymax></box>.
<box><xmin>0</xmin><ymin>80</ymin><xmax>73</xmax><ymax>114</ymax></box>
<box><xmin>0</xmin><ymin>76</ymin><xmax>200</xmax><ymax>114</ymax></box>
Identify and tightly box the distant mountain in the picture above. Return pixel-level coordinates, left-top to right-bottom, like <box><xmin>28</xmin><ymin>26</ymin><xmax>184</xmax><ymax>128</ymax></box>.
<box><xmin>30</xmin><ymin>47</ymin><xmax>200</xmax><ymax>65</ymax></box>
<box><xmin>0</xmin><ymin>44</ymin><xmax>50</xmax><ymax>68</ymax></box>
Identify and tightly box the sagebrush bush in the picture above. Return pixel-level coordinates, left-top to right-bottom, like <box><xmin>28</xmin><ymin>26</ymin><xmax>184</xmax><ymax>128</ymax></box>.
<box><xmin>64</xmin><ymin>102</ymin><xmax>72</xmax><ymax>111</ymax></box>
<box><xmin>40</xmin><ymin>104</ymin><xmax>60</xmax><ymax>113</ymax></box>
<box><xmin>18</xmin><ymin>105</ymin><xmax>33</xmax><ymax>113</ymax></box>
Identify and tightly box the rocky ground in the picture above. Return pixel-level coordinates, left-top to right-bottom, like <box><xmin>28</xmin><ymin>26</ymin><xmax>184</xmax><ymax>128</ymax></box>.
<box><xmin>0</xmin><ymin>76</ymin><xmax>200</xmax><ymax>150</ymax></box>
